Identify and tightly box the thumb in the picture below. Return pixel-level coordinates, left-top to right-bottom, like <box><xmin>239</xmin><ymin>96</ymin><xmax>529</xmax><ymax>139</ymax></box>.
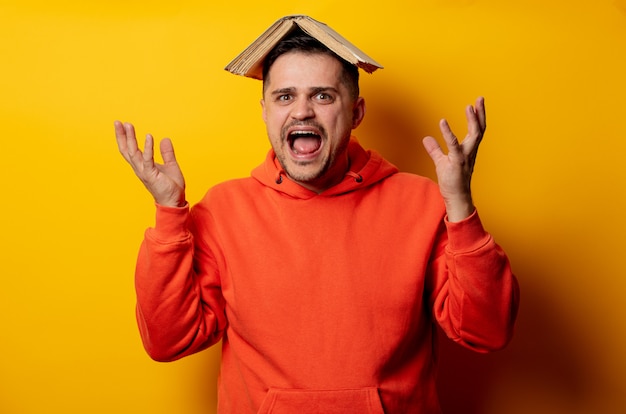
<box><xmin>422</xmin><ymin>136</ymin><xmax>444</xmax><ymax>163</ymax></box>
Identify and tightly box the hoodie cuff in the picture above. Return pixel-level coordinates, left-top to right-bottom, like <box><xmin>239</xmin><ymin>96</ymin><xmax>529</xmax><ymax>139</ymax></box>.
<box><xmin>444</xmin><ymin>209</ymin><xmax>491</xmax><ymax>253</ymax></box>
<box><xmin>151</xmin><ymin>202</ymin><xmax>190</xmax><ymax>241</ymax></box>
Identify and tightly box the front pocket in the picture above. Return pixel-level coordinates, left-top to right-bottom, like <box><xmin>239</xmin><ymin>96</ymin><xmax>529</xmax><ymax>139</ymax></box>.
<box><xmin>256</xmin><ymin>387</ymin><xmax>385</xmax><ymax>414</ymax></box>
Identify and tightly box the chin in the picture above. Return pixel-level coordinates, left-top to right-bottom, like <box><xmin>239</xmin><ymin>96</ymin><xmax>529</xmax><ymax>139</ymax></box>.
<box><xmin>286</xmin><ymin>168</ymin><xmax>323</xmax><ymax>184</ymax></box>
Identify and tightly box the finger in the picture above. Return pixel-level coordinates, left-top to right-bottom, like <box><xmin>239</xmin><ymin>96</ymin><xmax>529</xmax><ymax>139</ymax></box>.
<box><xmin>114</xmin><ymin>120</ymin><xmax>129</xmax><ymax>159</ymax></box>
<box><xmin>123</xmin><ymin>122</ymin><xmax>140</xmax><ymax>157</ymax></box>
<box><xmin>438</xmin><ymin>119</ymin><xmax>462</xmax><ymax>155</ymax></box>
<box><xmin>475</xmin><ymin>96</ymin><xmax>486</xmax><ymax>132</ymax></box>
<box><xmin>123</xmin><ymin>122</ymin><xmax>148</xmax><ymax>169</ymax></box>
<box><xmin>160</xmin><ymin>138</ymin><xmax>177</xmax><ymax>165</ymax></box>
<box><xmin>143</xmin><ymin>134</ymin><xmax>156</xmax><ymax>171</ymax></box>
<box><xmin>465</xmin><ymin>104</ymin><xmax>482</xmax><ymax>142</ymax></box>
<box><xmin>465</xmin><ymin>99</ymin><xmax>487</xmax><ymax>152</ymax></box>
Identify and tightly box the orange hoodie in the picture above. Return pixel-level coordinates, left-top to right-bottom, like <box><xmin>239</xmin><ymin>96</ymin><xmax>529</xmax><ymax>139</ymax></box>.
<box><xmin>135</xmin><ymin>138</ymin><xmax>519</xmax><ymax>414</ymax></box>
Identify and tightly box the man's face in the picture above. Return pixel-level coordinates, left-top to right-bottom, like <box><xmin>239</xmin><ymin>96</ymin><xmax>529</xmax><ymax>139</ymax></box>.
<box><xmin>261</xmin><ymin>52</ymin><xmax>365</xmax><ymax>193</ymax></box>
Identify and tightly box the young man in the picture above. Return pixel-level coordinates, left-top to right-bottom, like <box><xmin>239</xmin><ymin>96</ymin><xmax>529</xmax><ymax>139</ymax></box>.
<box><xmin>115</xmin><ymin>23</ymin><xmax>519</xmax><ymax>414</ymax></box>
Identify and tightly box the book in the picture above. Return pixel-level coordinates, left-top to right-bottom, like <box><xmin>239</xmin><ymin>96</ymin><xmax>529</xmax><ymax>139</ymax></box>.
<box><xmin>224</xmin><ymin>15</ymin><xmax>383</xmax><ymax>80</ymax></box>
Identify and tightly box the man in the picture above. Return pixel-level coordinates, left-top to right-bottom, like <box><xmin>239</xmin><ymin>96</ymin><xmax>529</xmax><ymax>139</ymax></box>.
<box><xmin>115</xmin><ymin>21</ymin><xmax>519</xmax><ymax>414</ymax></box>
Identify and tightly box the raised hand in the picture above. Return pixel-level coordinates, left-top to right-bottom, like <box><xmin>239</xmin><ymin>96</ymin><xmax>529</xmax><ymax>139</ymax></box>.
<box><xmin>422</xmin><ymin>97</ymin><xmax>487</xmax><ymax>222</ymax></box>
<box><xmin>114</xmin><ymin>121</ymin><xmax>186</xmax><ymax>208</ymax></box>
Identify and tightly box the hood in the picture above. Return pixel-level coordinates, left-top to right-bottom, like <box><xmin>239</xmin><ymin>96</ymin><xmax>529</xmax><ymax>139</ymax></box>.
<box><xmin>251</xmin><ymin>137</ymin><xmax>398</xmax><ymax>199</ymax></box>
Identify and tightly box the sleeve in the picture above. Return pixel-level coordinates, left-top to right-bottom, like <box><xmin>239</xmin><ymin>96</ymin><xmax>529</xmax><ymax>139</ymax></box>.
<box><xmin>430</xmin><ymin>209</ymin><xmax>520</xmax><ymax>353</ymax></box>
<box><xmin>134</xmin><ymin>203</ymin><xmax>227</xmax><ymax>362</ymax></box>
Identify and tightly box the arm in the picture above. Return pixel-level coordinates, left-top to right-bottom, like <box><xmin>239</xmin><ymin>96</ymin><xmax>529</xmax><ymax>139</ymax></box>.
<box><xmin>422</xmin><ymin>99</ymin><xmax>519</xmax><ymax>351</ymax></box>
<box><xmin>115</xmin><ymin>122</ymin><xmax>226</xmax><ymax>361</ymax></box>
<box><xmin>430</xmin><ymin>211</ymin><xmax>519</xmax><ymax>352</ymax></box>
<box><xmin>135</xmin><ymin>204</ymin><xmax>226</xmax><ymax>361</ymax></box>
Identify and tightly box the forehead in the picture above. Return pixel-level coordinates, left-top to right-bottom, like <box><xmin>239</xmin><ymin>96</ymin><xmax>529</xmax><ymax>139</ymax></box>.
<box><xmin>264</xmin><ymin>51</ymin><xmax>344</xmax><ymax>90</ymax></box>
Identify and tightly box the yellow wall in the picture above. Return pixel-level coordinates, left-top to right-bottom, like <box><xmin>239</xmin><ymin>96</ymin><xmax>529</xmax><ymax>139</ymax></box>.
<box><xmin>1</xmin><ymin>1</ymin><xmax>624</xmax><ymax>413</ymax></box>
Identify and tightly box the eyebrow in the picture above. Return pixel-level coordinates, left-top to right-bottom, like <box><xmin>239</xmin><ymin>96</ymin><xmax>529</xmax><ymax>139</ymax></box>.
<box><xmin>270</xmin><ymin>86</ymin><xmax>339</xmax><ymax>96</ymax></box>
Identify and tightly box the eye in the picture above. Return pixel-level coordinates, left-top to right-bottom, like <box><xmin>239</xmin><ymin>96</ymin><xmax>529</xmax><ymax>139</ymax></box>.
<box><xmin>277</xmin><ymin>94</ymin><xmax>292</xmax><ymax>102</ymax></box>
<box><xmin>314</xmin><ymin>92</ymin><xmax>334</xmax><ymax>103</ymax></box>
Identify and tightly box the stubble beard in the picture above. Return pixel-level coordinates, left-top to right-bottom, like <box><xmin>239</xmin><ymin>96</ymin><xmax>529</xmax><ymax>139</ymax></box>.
<box><xmin>280</xmin><ymin>152</ymin><xmax>331</xmax><ymax>184</ymax></box>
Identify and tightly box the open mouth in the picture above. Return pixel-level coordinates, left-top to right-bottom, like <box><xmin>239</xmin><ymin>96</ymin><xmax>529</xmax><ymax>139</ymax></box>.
<box><xmin>288</xmin><ymin>129</ymin><xmax>322</xmax><ymax>156</ymax></box>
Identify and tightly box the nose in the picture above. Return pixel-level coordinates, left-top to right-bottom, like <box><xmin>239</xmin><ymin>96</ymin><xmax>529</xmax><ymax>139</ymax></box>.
<box><xmin>291</xmin><ymin>97</ymin><xmax>315</xmax><ymax>120</ymax></box>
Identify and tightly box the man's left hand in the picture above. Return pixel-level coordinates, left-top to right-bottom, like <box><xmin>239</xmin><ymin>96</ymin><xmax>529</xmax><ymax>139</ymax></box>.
<box><xmin>422</xmin><ymin>97</ymin><xmax>487</xmax><ymax>222</ymax></box>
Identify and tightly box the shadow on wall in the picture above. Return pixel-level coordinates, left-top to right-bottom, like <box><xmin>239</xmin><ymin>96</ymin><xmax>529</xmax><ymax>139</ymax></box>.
<box><xmin>435</xmin><ymin>277</ymin><xmax>595</xmax><ymax>413</ymax></box>
<box><xmin>356</xmin><ymin>79</ymin><xmax>436</xmax><ymax>180</ymax></box>
<box><xmin>361</xmin><ymin>82</ymin><xmax>597</xmax><ymax>413</ymax></box>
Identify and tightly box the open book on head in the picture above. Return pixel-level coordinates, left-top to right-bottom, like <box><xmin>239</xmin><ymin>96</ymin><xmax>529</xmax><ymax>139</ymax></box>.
<box><xmin>225</xmin><ymin>15</ymin><xmax>383</xmax><ymax>80</ymax></box>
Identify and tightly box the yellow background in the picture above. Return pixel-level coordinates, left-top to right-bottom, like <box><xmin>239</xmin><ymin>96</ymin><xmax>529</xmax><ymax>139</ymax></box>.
<box><xmin>1</xmin><ymin>0</ymin><xmax>625</xmax><ymax>413</ymax></box>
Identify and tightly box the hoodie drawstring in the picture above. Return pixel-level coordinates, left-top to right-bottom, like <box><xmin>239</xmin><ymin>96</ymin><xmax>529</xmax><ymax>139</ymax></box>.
<box><xmin>275</xmin><ymin>170</ymin><xmax>284</xmax><ymax>184</ymax></box>
<box><xmin>346</xmin><ymin>171</ymin><xmax>363</xmax><ymax>183</ymax></box>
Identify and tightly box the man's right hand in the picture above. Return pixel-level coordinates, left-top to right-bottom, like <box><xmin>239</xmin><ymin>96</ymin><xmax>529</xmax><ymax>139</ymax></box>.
<box><xmin>115</xmin><ymin>121</ymin><xmax>186</xmax><ymax>208</ymax></box>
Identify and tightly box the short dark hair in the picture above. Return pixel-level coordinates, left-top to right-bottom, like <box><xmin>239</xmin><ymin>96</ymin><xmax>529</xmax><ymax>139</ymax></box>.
<box><xmin>262</xmin><ymin>28</ymin><xmax>360</xmax><ymax>99</ymax></box>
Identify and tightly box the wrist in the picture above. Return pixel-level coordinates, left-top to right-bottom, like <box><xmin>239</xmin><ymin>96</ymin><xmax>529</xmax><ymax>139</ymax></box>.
<box><xmin>154</xmin><ymin>195</ymin><xmax>187</xmax><ymax>208</ymax></box>
<box><xmin>444</xmin><ymin>195</ymin><xmax>474</xmax><ymax>223</ymax></box>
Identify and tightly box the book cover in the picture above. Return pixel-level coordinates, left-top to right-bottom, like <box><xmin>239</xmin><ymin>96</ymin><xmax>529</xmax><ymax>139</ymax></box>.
<box><xmin>225</xmin><ymin>15</ymin><xmax>383</xmax><ymax>80</ymax></box>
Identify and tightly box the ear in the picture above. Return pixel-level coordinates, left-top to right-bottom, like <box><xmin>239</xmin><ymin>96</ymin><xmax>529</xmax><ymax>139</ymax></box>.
<box><xmin>260</xmin><ymin>99</ymin><xmax>267</xmax><ymax>123</ymax></box>
<box><xmin>351</xmin><ymin>97</ymin><xmax>366</xmax><ymax>129</ymax></box>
